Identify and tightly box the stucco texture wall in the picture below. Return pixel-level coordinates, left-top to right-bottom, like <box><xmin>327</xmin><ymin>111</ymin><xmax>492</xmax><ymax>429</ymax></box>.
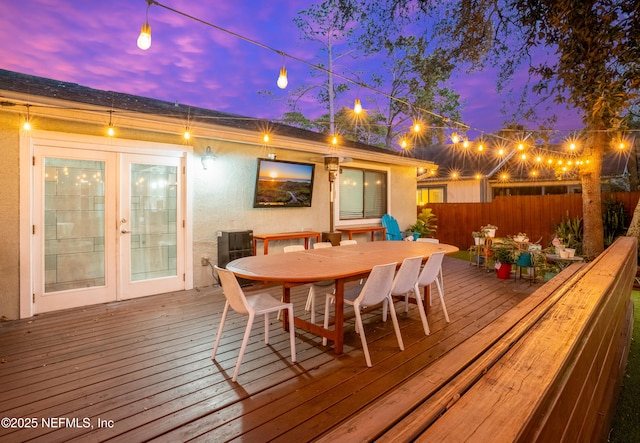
<box><xmin>0</xmin><ymin>110</ymin><xmax>421</xmax><ymax>314</ymax></box>
<box><xmin>0</xmin><ymin>112</ymin><xmax>21</xmax><ymax>320</ymax></box>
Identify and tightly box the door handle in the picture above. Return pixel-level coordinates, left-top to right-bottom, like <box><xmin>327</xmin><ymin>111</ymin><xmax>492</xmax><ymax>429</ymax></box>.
<box><xmin>121</xmin><ymin>229</ymin><xmax>131</xmax><ymax>234</ymax></box>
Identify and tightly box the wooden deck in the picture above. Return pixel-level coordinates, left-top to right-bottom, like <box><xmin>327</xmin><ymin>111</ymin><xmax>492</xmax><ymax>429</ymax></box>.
<box><xmin>0</xmin><ymin>257</ymin><xmax>539</xmax><ymax>442</ymax></box>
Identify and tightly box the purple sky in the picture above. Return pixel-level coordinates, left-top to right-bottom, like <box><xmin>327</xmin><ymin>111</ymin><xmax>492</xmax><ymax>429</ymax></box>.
<box><xmin>1</xmin><ymin>0</ymin><xmax>583</xmax><ymax>138</ymax></box>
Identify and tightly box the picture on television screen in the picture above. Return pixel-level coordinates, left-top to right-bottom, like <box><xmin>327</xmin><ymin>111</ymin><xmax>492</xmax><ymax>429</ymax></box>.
<box><xmin>253</xmin><ymin>158</ymin><xmax>315</xmax><ymax>208</ymax></box>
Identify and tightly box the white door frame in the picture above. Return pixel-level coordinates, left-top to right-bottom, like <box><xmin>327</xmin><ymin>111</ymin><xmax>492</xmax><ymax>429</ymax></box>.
<box><xmin>20</xmin><ymin>130</ymin><xmax>193</xmax><ymax>318</ymax></box>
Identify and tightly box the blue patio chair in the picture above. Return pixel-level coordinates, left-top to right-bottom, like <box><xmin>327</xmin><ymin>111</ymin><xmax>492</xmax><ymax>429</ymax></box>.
<box><xmin>381</xmin><ymin>214</ymin><xmax>406</xmax><ymax>241</ymax></box>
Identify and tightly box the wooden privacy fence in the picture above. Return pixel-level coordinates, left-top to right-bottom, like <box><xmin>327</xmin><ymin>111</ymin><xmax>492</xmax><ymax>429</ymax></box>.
<box><xmin>423</xmin><ymin>191</ymin><xmax>640</xmax><ymax>250</ymax></box>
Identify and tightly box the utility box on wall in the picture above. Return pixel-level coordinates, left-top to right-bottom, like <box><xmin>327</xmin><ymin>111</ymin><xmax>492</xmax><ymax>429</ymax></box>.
<box><xmin>217</xmin><ymin>230</ymin><xmax>253</xmax><ymax>285</ymax></box>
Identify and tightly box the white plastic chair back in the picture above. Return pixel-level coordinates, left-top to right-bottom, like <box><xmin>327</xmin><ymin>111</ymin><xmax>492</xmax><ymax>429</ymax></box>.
<box><xmin>213</xmin><ymin>265</ymin><xmax>296</xmax><ymax>381</ymax></box>
<box><xmin>215</xmin><ymin>266</ymin><xmax>250</xmax><ymax>315</ymax></box>
<box><xmin>283</xmin><ymin>244</ymin><xmax>305</xmax><ymax>253</ymax></box>
<box><xmin>313</xmin><ymin>242</ymin><xmax>333</xmax><ymax>249</ymax></box>
<box><xmin>416</xmin><ymin>238</ymin><xmax>439</xmax><ymax>243</ymax></box>
<box><xmin>356</xmin><ymin>262</ymin><xmax>397</xmax><ymax>307</ymax></box>
<box><xmin>391</xmin><ymin>256</ymin><xmax>423</xmax><ymax>296</ymax></box>
<box><xmin>340</xmin><ymin>239</ymin><xmax>358</xmax><ymax>246</ymax></box>
<box><xmin>417</xmin><ymin>251</ymin><xmax>445</xmax><ymax>287</ymax></box>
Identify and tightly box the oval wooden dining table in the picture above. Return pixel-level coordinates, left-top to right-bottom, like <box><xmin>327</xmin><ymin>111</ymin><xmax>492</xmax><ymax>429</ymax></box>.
<box><xmin>226</xmin><ymin>241</ymin><xmax>459</xmax><ymax>354</ymax></box>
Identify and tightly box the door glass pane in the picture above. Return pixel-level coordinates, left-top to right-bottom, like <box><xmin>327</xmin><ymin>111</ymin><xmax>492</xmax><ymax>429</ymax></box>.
<box><xmin>130</xmin><ymin>164</ymin><xmax>177</xmax><ymax>281</ymax></box>
<box><xmin>44</xmin><ymin>158</ymin><xmax>105</xmax><ymax>292</ymax></box>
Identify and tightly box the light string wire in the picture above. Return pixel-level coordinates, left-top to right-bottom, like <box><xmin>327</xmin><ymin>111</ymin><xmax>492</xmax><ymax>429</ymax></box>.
<box><xmin>146</xmin><ymin>0</ymin><xmax>469</xmax><ymax>131</ymax></box>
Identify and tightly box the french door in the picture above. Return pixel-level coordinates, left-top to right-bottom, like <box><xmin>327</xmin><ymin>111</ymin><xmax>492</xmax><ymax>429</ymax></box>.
<box><xmin>32</xmin><ymin>146</ymin><xmax>185</xmax><ymax>313</ymax></box>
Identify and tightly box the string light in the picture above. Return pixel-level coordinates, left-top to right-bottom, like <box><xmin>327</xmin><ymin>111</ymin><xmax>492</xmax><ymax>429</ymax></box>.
<box><xmin>262</xmin><ymin>133</ymin><xmax>270</xmax><ymax>143</ymax></box>
<box><xmin>183</xmin><ymin>128</ymin><xmax>191</xmax><ymax>140</ymax></box>
<box><xmin>277</xmin><ymin>66</ymin><xmax>288</xmax><ymax>89</ymax></box>
<box><xmin>107</xmin><ymin>110</ymin><xmax>115</xmax><ymax>137</ymax></box>
<box><xmin>277</xmin><ymin>53</ymin><xmax>288</xmax><ymax>89</ymax></box>
<box><xmin>353</xmin><ymin>98</ymin><xmax>362</xmax><ymax>115</ymax></box>
<box><xmin>22</xmin><ymin>104</ymin><xmax>32</xmax><ymax>131</ymax></box>
<box><xmin>137</xmin><ymin>1</ymin><xmax>153</xmax><ymax>50</ymax></box>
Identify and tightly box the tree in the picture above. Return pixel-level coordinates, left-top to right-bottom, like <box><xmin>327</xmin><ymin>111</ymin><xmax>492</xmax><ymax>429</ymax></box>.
<box><xmin>289</xmin><ymin>0</ymin><xmax>357</xmax><ymax>137</ymax></box>
<box><xmin>338</xmin><ymin>0</ymin><xmax>640</xmax><ymax>257</ymax></box>
<box><xmin>279</xmin><ymin>1</ymin><xmax>461</xmax><ymax>151</ymax></box>
<box><xmin>362</xmin><ymin>36</ymin><xmax>461</xmax><ymax>150</ymax></box>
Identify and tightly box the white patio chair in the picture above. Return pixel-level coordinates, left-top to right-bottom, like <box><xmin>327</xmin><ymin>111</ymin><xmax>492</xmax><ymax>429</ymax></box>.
<box><xmin>387</xmin><ymin>255</ymin><xmax>425</xmax><ymax>332</ymax></box>
<box><xmin>416</xmin><ymin>237</ymin><xmax>444</xmax><ymax>304</ymax></box>
<box><xmin>408</xmin><ymin>252</ymin><xmax>449</xmax><ymax>336</ymax></box>
<box><xmin>281</xmin><ymin>244</ymin><xmax>332</xmax><ymax>324</ymax></box>
<box><xmin>339</xmin><ymin>239</ymin><xmax>358</xmax><ymax>245</ymax></box>
<box><xmin>323</xmin><ymin>262</ymin><xmax>403</xmax><ymax>367</ymax></box>
<box><xmin>212</xmin><ymin>266</ymin><xmax>296</xmax><ymax>382</ymax></box>
<box><xmin>313</xmin><ymin>241</ymin><xmax>333</xmax><ymax>249</ymax></box>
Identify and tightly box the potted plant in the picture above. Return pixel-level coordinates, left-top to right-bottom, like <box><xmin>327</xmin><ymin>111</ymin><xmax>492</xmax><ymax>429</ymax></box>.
<box><xmin>472</xmin><ymin>231</ymin><xmax>485</xmax><ymax>245</ymax></box>
<box><xmin>491</xmin><ymin>240</ymin><xmax>518</xmax><ymax>279</ymax></box>
<box><xmin>481</xmin><ymin>224</ymin><xmax>498</xmax><ymax>238</ymax></box>
<box><xmin>513</xmin><ymin>232</ymin><xmax>529</xmax><ymax>242</ymax></box>
<box><xmin>409</xmin><ymin>208</ymin><xmax>438</xmax><ymax>239</ymax></box>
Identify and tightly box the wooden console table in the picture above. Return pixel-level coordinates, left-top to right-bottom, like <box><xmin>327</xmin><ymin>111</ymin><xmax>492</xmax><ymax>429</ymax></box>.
<box><xmin>337</xmin><ymin>225</ymin><xmax>386</xmax><ymax>242</ymax></box>
<box><xmin>253</xmin><ymin>231</ymin><xmax>321</xmax><ymax>255</ymax></box>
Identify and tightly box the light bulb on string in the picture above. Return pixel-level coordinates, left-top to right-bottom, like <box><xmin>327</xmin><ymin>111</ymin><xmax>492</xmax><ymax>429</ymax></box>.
<box><xmin>107</xmin><ymin>110</ymin><xmax>115</xmax><ymax>137</ymax></box>
<box><xmin>353</xmin><ymin>98</ymin><xmax>362</xmax><ymax>115</ymax></box>
<box><xmin>277</xmin><ymin>53</ymin><xmax>288</xmax><ymax>89</ymax></box>
<box><xmin>22</xmin><ymin>104</ymin><xmax>32</xmax><ymax>130</ymax></box>
<box><xmin>262</xmin><ymin>133</ymin><xmax>270</xmax><ymax>144</ymax></box>
<box><xmin>183</xmin><ymin>128</ymin><xmax>191</xmax><ymax>140</ymax></box>
<box><xmin>412</xmin><ymin>121</ymin><xmax>421</xmax><ymax>133</ymax></box>
<box><xmin>137</xmin><ymin>2</ymin><xmax>152</xmax><ymax>50</ymax></box>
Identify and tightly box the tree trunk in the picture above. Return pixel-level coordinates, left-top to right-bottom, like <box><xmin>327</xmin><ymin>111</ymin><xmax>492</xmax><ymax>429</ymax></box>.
<box><xmin>626</xmin><ymin>199</ymin><xmax>640</xmax><ymax>238</ymax></box>
<box><xmin>581</xmin><ymin>131</ymin><xmax>605</xmax><ymax>258</ymax></box>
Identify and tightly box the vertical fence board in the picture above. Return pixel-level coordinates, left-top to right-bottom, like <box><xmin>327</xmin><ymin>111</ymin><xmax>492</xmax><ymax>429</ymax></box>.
<box><xmin>421</xmin><ymin>191</ymin><xmax>640</xmax><ymax>250</ymax></box>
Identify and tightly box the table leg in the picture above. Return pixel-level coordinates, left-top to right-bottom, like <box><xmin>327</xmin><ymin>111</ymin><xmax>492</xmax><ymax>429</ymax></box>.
<box><xmin>264</xmin><ymin>240</ymin><xmax>269</xmax><ymax>255</ymax></box>
<box><xmin>253</xmin><ymin>239</ymin><xmax>258</xmax><ymax>256</ymax></box>
<box><xmin>304</xmin><ymin>238</ymin><xmax>309</xmax><ymax>249</ymax></box>
<box><xmin>282</xmin><ymin>285</ymin><xmax>291</xmax><ymax>331</ymax></box>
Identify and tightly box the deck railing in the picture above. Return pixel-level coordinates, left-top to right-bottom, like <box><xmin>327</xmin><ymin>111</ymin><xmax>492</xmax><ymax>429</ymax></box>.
<box><xmin>318</xmin><ymin>236</ymin><xmax>636</xmax><ymax>442</ymax></box>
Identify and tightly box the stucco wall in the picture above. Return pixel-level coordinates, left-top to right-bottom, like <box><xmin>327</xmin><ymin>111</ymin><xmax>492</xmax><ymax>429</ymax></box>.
<box><xmin>191</xmin><ymin>147</ymin><xmax>418</xmax><ymax>287</ymax></box>
<box><xmin>0</xmin><ymin>110</ymin><xmax>420</xmax><ymax>318</ymax></box>
<box><xmin>0</xmin><ymin>112</ymin><xmax>21</xmax><ymax>320</ymax></box>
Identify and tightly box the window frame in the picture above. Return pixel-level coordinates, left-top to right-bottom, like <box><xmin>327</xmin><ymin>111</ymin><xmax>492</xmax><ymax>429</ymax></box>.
<box><xmin>336</xmin><ymin>163</ymin><xmax>390</xmax><ymax>226</ymax></box>
<box><xmin>417</xmin><ymin>185</ymin><xmax>447</xmax><ymax>204</ymax></box>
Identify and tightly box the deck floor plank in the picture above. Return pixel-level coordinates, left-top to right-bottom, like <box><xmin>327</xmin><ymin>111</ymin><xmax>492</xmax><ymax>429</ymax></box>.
<box><xmin>0</xmin><ymin>257</ymin><xmax>538</xmax><ymax>442</ymax></box>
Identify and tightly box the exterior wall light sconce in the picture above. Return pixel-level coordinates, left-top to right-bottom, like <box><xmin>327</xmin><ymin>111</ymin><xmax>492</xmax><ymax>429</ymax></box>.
<box><xmin>201</xmin><ymin>146</ymin><xmax>217</xmax><ymax>170</ymax></box>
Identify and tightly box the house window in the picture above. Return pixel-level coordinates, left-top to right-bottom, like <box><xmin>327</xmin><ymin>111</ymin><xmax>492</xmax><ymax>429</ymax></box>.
<box><xmin>339</xmin><ymin>167</ymin><xmax>387</xmax><ymax>220</ymax></box>
<box><xmin>417</xmin><ymin>186</ymin><xmax>445</xmax><ymax>204</ymax></box>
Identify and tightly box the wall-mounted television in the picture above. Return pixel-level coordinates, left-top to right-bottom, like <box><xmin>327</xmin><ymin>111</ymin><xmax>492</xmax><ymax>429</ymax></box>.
<box><xmin>253</xmin><ymin>158</ymin><xmax>315</xmax><ymax>208</ymax></box>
